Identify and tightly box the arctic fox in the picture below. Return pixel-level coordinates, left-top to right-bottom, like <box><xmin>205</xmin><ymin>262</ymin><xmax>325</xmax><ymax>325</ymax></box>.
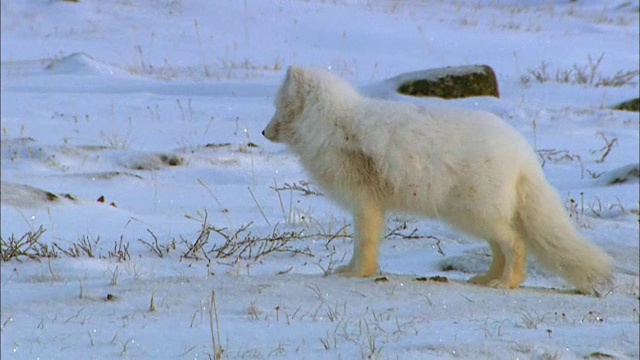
<box><xmin>262</xmin><ymin>66</ymin><xmax>613</xmax><ymax>294</ymax></box>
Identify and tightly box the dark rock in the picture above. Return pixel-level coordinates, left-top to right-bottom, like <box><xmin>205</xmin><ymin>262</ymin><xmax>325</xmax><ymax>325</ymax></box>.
<box><xmin>388</xmin><ymin>65</ymin><xmax>500</xmax><ymax>99</ymax></box>
<box><xmin>611</xmin><ymin>98</ymin><xmax>639</xmax><ymax>112</ymax></box>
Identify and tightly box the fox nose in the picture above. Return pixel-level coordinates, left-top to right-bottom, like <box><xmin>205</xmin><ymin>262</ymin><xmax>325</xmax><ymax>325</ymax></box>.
<box><xmin>261</xmin><ymin>130</ymin><xmax>266</xmax><ymax>137</ymax></box>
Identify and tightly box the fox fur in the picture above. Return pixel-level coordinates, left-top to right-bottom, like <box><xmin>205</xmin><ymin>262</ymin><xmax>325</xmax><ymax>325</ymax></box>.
<box><xmin>262</xmin><ymin>66</ymin><xmax>614</xmax><ymax>294</ymax></box>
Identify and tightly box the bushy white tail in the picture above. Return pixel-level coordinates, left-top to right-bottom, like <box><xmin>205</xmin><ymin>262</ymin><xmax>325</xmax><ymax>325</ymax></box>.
<box><xmin>516</xmin><ymin>171</ymin><xmax>614</xmax><ymax>294</ymax></box>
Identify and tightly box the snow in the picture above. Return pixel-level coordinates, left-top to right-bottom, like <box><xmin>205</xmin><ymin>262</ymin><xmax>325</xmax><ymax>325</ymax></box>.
<box><xmin>1</xmin><ymin>0</ymin><xmax>638</xmax><ymax>359</ymax></box>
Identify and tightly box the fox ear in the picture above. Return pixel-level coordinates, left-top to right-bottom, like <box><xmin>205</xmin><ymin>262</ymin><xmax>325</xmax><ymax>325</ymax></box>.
<box><xmin>286</xmin><ymin>66</ymin><xmax>304</xmax><ymax>83</ymax></box>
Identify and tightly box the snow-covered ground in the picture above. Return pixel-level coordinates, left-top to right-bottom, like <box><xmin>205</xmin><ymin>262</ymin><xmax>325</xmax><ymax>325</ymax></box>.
<box><xmin>1</xmin><ymin>1</ymin><xmax>638</xmax><ymax>359</ymax></box>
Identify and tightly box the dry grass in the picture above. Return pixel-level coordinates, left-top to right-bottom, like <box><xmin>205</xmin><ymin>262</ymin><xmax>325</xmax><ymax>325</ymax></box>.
<box><xmin>521</xmin><ymin>53</ymin><xmax>638</xmax><ymax>88</ymax></box>
<box><xmin>1</xmin><ymin>226</ymin><xmax>133</xmax><ymax>262</ymax></box>
<box><xmin>271</xmin><ymin>181</ymin><xmax>324</xmax><ymax>196</ymax></box>
<box><xmin>209</xmin><ymin>290</ymin><xmax>224</xmax><ymax>359</ymax></box>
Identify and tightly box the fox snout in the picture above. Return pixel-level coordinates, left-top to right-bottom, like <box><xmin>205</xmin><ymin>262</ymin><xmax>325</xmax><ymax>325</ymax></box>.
<box><xmin>262</xmin><ymin>121</ymin><xmax>278</xmax><ymax>142</ymax></box>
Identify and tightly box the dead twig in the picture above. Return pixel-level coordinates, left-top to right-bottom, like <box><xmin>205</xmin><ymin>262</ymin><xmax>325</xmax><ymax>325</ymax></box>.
<box><xmin>592</xmin><ymin>132</ymin><xmax>618</xmax><ymax>164</ymax></box>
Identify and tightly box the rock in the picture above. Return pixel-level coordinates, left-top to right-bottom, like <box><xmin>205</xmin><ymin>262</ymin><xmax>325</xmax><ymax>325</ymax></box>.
<box><xmin>380</xmin><ymin>65</ymin><xmax>500</xmax><ymax>99</ymax></box>
<box><xmin>611</xmin><ymin>98</ymin><xmax>639</xmax><ymax>112</ymax></box>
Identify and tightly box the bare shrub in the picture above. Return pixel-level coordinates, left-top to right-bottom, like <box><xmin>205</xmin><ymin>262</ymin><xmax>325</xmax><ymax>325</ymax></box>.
<box><xmin>0</xmin><ymin>226</ymin><xmax>56</xmax><ymax>261</ymax></box>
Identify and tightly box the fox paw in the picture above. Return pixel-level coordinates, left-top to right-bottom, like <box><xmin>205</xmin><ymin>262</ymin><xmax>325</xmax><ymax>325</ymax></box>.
<box><xmin>335</xmin><ymin>263</ymin><xmax>354</xmax><ymax>276</ymax></box>
<box><xmin>486</xmin><ymin>279</ymin><xmax>512</xmax><ymax>289</ymax></box>
<box><xmin>334</xmin><ymin>263</ymin><xmax>378</xmax><ymax>277</ymax></box>
<box><xmin>469</xmin><ymin>276</ymin><xmax>513</xmax><ymax>289</ymax></box>
<box><xmin>469</xmin><ymin>274</ymin><xmax>522</xmax><ymax>289</ymax></box>
<box><xmin>468</xmin><ymin>274</ymin><xmax>496</xmax><ymax>285</ymax></box>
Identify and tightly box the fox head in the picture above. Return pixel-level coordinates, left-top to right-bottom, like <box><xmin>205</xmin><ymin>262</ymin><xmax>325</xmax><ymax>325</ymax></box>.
<box><xmin>262</xmin><ymin>66</ymin><xmax>307</xmax><ymax>144</ymax></box>
<box><xmin>263</xmin><ymin>66</ymin><xmax>360</xmax><ymax>147</ymax></box>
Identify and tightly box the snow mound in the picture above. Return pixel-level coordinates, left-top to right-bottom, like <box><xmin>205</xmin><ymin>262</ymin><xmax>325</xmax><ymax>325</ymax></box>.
<box><xmin>45</xmin><ymin>52</ymin><xmax>128</xmax><ymax>76</ymax></box>
<box><xmin>596</xmin><ymin>163</ymin><xmax>640</xmax><ymax>186</ymax></box>
<box><xmin>118</xmin><ymin>152</ymin><xmax>185</xmax><ymax>171</ymax></box>
<box><xmin>0</xmin><ymin>182</ymin><xmax>63</xmax><ymax>208</ymax></box>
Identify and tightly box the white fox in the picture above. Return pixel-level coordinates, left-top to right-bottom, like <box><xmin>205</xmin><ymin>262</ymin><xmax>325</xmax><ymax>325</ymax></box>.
<box><xmin>262</xmin><ymin>66</ymin><xmax>613</xmax><ymax>294</ymax></box>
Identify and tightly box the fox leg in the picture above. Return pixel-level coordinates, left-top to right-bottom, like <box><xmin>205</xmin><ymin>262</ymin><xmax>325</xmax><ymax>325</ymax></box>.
<box><xmin>336</xmin><ymin>202</ymin><xmax>385</xmax><ymax>277</ymax></box>
<box><xmin>489</xmin><ymin>227</ymin><xmax>527</xmax><ymax>289</ymax></box>
<box><xmin>467</xmin><ymin>222</ymin><xmax>527</xmax><ymax>289</ymax></box>
<box><xmin>468</xmin><ymin>241</ymin><xmax>506</xmax><ymax>285</ymax></box>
